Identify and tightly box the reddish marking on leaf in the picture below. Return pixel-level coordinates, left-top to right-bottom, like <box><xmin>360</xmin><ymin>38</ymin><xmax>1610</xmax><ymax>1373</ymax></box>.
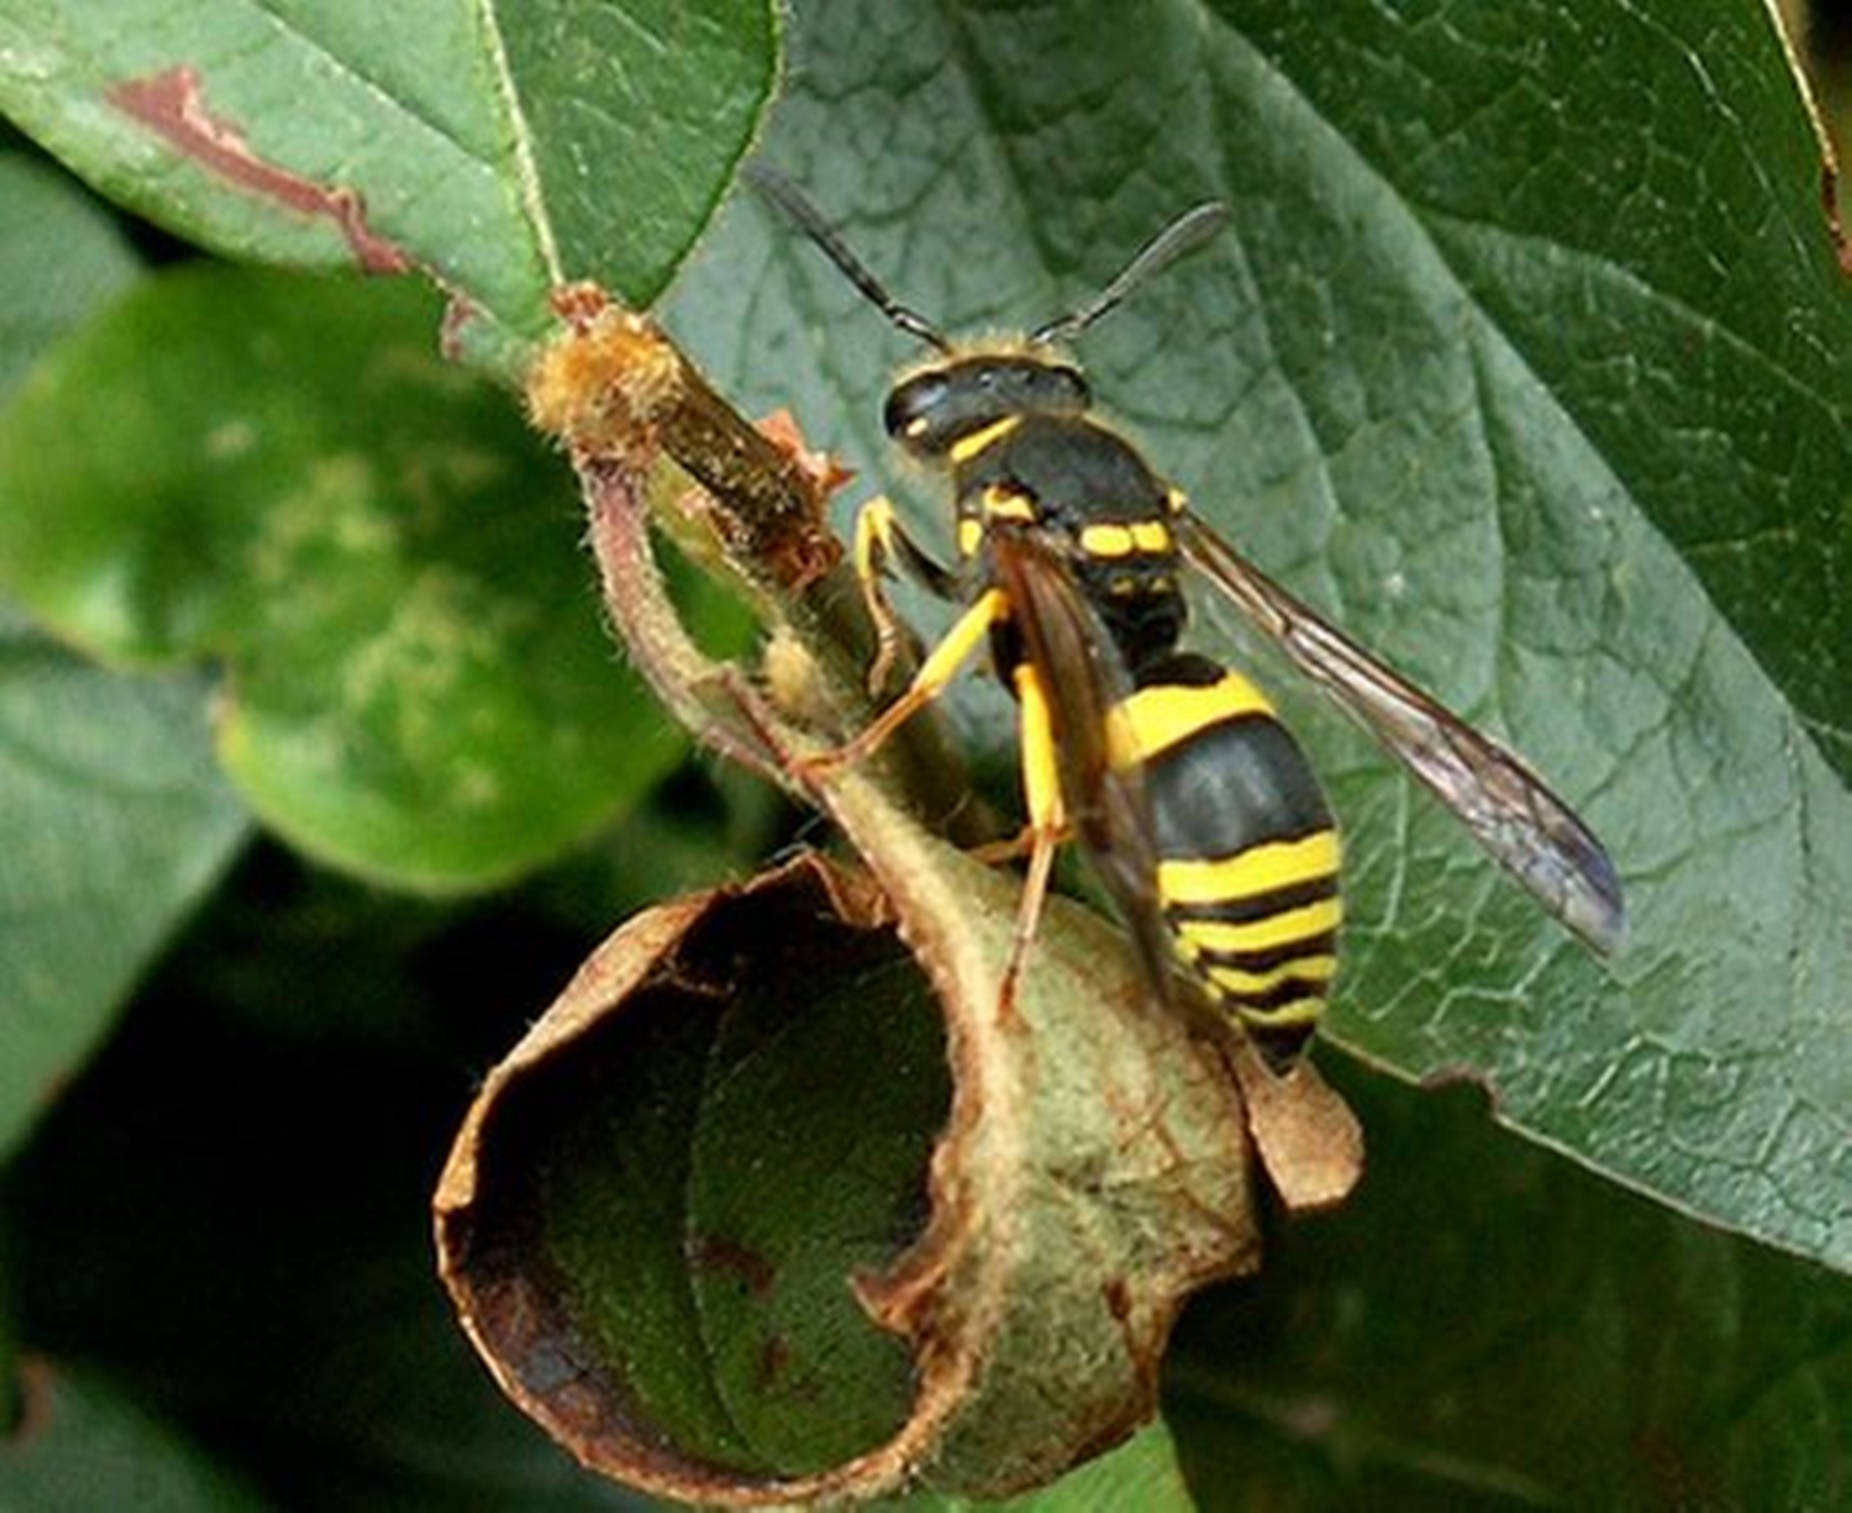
<box><xmin>441</xmin><ymin>295</ymin><xmax>481</xmax><ymax>363</ymax></box>
<box><xmin>687</xmin><ymin>1234</ymin><xmax>775</xmax><ymax>1296</ymax></box>
<box><xmin>106</xmin><ymin>65</ymin><xmax>410</xmax><ymax>274</ymax></box>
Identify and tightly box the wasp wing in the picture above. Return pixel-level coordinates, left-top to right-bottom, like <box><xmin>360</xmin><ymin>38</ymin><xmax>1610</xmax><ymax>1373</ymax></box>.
<box><xmin>987</xmin><ymin>530</ymin><xmax>1178</xmax><ymax>1003</ymax></box>
<box><xmin>1177</xmin><ymin>513</ymin><xmax>1625</xmax><ymax>954</ymax></box>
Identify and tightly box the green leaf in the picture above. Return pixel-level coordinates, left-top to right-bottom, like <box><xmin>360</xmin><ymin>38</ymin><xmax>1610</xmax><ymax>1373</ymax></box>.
<box><xmin>525</xmin><ymin>921</ymin><xmax>942</xmax><ymax>1475</ymax></box>
<box><xmin>0</xmin><ymin>146</ymin><xmax>247</xmax><ymax>1166</ymax></box>
<box><xmin>0</xmin><ymin>0</ymin><xmax>779</xmax><ymax>373</ymax></box>
<box><xmin>0</xmin><ymin>1365</ymin><xmax>265</xmax><ymax>1510</ymax></box>
<box><xmin>0</xmin><ymin>265</ymin><xmax>685</xmax><ymax>893</ymax></box>
<box><xmin>0</xmin><ymin>604</ymin><xmax>246</xmax><ymax>1163</ymax></box>
<box><xmin>670</xmin><ymin>0</ymin><xmax>1852</xmax><ymax>1271</ymax></box>
<box><xmin>1164</xmin><ymin>1063</ymin><xmax>1852</xmax><ymax>1508</ymax></box>
<box><xmin>0</xmin><ymin>151</ymin><xmax>140</xmax><ymax>393</ymax></box>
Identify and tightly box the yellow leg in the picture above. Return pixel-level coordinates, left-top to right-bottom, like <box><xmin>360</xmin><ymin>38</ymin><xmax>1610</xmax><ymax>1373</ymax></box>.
<box><xmin>995</xmin><ymin>662</ymin><xmax>1066</xmax><ymax>1026</ymax></box>
<box><xmin>800</xmin><ymin>587</ymin><xmax>1009</xmax><ymax>777</ymax></box>
<box><xmin>850</xmin><ymin>496</ymin><xmax>959</xmax><ymax>695</ymax></box>
<box><xmin>852</xmin><ymin>496</ymin><xmax>910</xmax><ymax>695</ymax></box>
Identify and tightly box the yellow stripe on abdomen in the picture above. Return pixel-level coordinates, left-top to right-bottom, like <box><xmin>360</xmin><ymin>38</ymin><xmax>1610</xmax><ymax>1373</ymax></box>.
<box><xmin>1158</xmin><ymin>831</ymin><xmax>1340</xmax><ymax>907</ymax></box>
<box><xmin>1231</xmin><ymin>996</ymin><xmax>1325</xmax><ymax>1029</ymax></box>
<box><xmin>1204</xmin><ymin>954</ymin><xmax>1338</xmax><ymax>998</ymax></box>
<box><xmin>1110</xmin><ymin>670</ymin><xmax>1276</xmax><ymax>768</ymax></box>
<box><xmin>1174</xmin><ymin>896</ymin><xmax>1343</xmax><ymax>957</ymax></box>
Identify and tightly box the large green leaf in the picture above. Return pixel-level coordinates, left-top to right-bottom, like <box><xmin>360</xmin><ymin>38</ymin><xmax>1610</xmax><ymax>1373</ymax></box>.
<box><xmin>0</xmin><ymin>0</ymin><xmax>779</xmax><ymax>374</ymax></box>
<box><xmin>0</xmin><ymin>151</ymin><xmax>248</xmax><ymax>1166</ymax></box>
<box><xmin>1165</xmin><ymin>1062</ymin><xmax>1852</xmax><ymax>1508</ymax></box>
<box><xmin>668</xmin><ymin>0</ymin><xmax>1852</xmax><ymax>1272</ymax></box>
<box><xmin>0</xmin><ymin>604</ymin><xmax>246</xmax><ymax>1163</ymax></box>
<box><xmin>0</xmin><ymin>267</ymin><xmax>685</xmax><ymax>892</ymax></box>
<box><xmin>0</xmin><ymin>152</ymin><xmax>139</xmax><ymax>391</ymax></box>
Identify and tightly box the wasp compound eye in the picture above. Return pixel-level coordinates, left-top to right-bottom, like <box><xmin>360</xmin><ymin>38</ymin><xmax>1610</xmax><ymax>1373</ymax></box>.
<box><xmin>885</xmin><ymin>371</ymin><xmax>951</xmax><ymax>442</ymax></box>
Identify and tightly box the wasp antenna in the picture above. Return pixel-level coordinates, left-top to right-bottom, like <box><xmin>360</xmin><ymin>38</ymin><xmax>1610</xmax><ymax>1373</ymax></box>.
<box><xmin>1032</xmin><ymin>201</ymin><xmax>1230</xmax><ymax>346</ymax></box>
<box><xmin>744</xmin><ymin>162</ymin><xmax>952</xmax><ymax>354</ymax></box>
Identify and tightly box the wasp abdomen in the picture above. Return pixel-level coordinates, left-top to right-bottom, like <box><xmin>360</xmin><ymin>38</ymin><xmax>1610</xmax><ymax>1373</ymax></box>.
<box><xmin>1114</xmin><ymin>653</ymin><xmax>1341</xmax><ymax>1070</ymax></box>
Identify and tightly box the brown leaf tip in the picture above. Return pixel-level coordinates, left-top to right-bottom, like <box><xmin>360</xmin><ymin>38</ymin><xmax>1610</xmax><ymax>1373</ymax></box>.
<box><xmin>1231</xmin><ymin>1045</ymin><xmax>1365</xmax><ymax>1214</ymax></box>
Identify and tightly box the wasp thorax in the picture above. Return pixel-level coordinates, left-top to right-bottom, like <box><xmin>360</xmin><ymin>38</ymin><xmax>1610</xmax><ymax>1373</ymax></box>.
<box><xmin>884</xmin><ymin>356</ymin><xmax>1090</xmax><ymax>457</ymax></box>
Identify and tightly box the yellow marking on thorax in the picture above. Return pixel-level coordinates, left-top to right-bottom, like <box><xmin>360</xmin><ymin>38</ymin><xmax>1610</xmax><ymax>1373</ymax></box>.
<box><xmin>949</xmin><ymin>415</ymin><xmax>1023</xmax><ymax>464</ymax></box>
<box><xmin>980</xmin><ymin>484</ymin><xmax>1037</xmax><ymax>523</ymax></box>
<box><xmin>1108</xmin><ymin>670</ymin><xmax>1276</xmax><ymax>768</ymax></box>
<box><xmin>1158</xmin><ymin>831</ymin><xmax>1340</xmax><ymax>905</ymax></box>
<box><xmin>1165</xmin><ymin>486</ymin><xmax>1189</xmax><ymax>515</ymax></box>
<box><xmin>1173</xmin><ymin>897</ymin><xmax>1343</xmax><ymax>956</ymax></box>
<box><xmin>1078</xmin><ymin>520</ymin><xmax>1174</xmax><ymax>560</ymax></box>
<box><xmin>957</xmin><ymin>517</ymin><xmax>984</xmax><ymax>558</ymax></box>
<box><xmin>1079</xmin><ymin>522</ymin><xmax>1136</xmax><ymax>558</ymax></box>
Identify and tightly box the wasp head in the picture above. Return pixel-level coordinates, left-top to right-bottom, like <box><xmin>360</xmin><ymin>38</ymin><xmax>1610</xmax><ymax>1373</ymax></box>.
<box><xmin>884</xmin><ymin>355</ymin><xmax>1090</xmax><ymax>459</ymax></box>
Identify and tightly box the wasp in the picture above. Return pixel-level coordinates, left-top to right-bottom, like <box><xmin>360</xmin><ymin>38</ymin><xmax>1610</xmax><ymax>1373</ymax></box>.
<box><xmin>748</xmin><ymin>164</ymin><xmax>1625</xmax><ymax>1071</ymax></box>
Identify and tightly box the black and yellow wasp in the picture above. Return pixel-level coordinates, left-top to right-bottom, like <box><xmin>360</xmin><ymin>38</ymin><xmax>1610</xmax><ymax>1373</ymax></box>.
<box><xmin>750</xmin><ymin>164</ymin><xmax>1624</xmax><ymax>1071</ymax></box>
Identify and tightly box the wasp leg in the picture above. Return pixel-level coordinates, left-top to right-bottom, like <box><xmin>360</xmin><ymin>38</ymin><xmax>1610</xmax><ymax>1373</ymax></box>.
<box><xmin>853</xmin><ymin>495</ymin><xmax>960</xmax><ymax>694</ymax></box>
<box><xmin>995</xmin><ymin>661</ymin><xmax>1065</xmax><ymax>1026</ymax></box>
<box><xmin>969</xmin><ymin>821</ymin><xmax>1074</xmax><ymax>866</ymax></box>
<box><xmin>800</xmin><ymin>587</ymin><xmax>1008</xmax><ymax>778</ymax></box>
